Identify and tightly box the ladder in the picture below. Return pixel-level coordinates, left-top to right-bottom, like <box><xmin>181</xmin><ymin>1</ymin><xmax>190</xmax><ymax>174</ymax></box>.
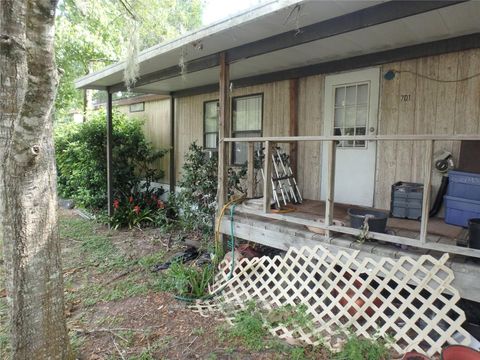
<box><xmin>257</xmin><ymin>146</ymin><xmax>303</xmax><ymax>208</ymax></box>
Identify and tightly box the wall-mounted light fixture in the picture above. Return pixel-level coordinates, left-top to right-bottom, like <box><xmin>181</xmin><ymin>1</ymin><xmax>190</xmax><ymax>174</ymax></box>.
<box><xmin>384</xmin><ymin>70</ymin><xmax>396</xmax><ymax>80</ymax></box>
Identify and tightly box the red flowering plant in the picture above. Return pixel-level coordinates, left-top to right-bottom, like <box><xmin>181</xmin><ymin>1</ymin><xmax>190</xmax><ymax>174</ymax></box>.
<box><xmin>109</xmin><ymin>179</ymin><xmax>166</xmax><ymax>229</ymax></box>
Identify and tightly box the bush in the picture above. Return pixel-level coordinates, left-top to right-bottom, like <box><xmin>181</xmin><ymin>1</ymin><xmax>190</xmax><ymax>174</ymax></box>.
<box><xmin>55</xmin><ymin>109</ymin><xmax>167</xmax><ymax>209</ymax></box>
<box><xmin>175</xmin><ymin>142</ymin><xmax>218</xmax><ymax>233</ymax></box>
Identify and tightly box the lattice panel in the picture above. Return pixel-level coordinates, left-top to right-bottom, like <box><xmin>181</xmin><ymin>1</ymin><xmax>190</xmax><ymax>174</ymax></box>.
<box><xmin>192</xmin><ymin>245</ymin><xmax>470</xmax><ymax>357</ymax></box>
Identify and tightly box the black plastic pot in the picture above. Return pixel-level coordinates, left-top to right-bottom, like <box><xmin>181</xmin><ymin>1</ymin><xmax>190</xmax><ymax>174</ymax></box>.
<box><xmin>348</xmin><ymin>208</ymin><xmax>389</xmax><ymax>233</ymax></box>
<box><xmin>469</xmin><ymin>218</ymin><xmax>480</xmax><ymax>249</ymax></box>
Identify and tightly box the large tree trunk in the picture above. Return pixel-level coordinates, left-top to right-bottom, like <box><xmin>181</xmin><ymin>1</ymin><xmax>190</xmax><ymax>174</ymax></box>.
<box><xmin>0</xmin><ymin>0</ymin><xmax>71</xmax><ymax>359</ymax></box>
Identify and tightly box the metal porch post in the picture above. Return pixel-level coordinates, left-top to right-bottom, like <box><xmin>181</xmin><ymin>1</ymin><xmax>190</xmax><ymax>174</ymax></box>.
<box><xmin>169</xmin><ymin>95</ymin><xmax>176</xmax><ymax>193</ymax></box>
<box><xmin>106</xmin><ymin>90</ymin><xmax>113</xmax><ymax>219</ymax></box>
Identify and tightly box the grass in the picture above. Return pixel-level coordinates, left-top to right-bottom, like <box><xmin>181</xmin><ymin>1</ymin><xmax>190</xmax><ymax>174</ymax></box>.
<box><xmin>333</xmin><ymin>333</ymin><xmax>390</xmax><ymax>360</ymax></box>
<box><xmin>1</xmin><ymin>213</ymin><xmax>394</xmax><ymax>359</ymax></box>
<box><xmin>59</xmin><ymin>216</ymin><xmax>133</xmax><ymax>271</ymax></box>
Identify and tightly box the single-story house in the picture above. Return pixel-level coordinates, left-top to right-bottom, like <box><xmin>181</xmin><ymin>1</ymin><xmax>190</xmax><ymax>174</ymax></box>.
<box><xmin>76</xmin><ymin>0</ymin><xmax>480</xmax><ymax>301</ymax></box>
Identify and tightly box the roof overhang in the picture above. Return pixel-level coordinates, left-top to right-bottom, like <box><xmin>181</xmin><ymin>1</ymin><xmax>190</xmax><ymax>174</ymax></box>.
<box><xmin>75</xmin><ymin>0</ymin><xmax>480</xmax><ymax>95</ymax></box>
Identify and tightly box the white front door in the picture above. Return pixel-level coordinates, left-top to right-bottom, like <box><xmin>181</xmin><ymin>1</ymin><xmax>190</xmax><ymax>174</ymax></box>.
<box><xmin>321</xmin><ymin>68</ymin><xmax>380</xmax><ymax>207</ymax></box>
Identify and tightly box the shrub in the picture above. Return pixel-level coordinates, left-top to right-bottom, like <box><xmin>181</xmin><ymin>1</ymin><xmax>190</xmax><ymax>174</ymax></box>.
<box><xmin>55</xmin><ymin>109</ymin><xmax>167</xmax><ymax>209</ymax></box>
<box><xmin>175</xmin><ymin>142</ymin><xmax>218</xmax><ymax>233</ymax></box>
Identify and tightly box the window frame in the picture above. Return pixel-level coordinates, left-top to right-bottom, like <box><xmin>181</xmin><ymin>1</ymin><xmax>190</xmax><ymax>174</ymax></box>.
<box><xmin>231</xmin><ymin>93</ymin><xmax>264</xmax><ymax>166</ymax></box>
<box><xmin>129</xmin><ymin>102</ymin><xmax>145</xmax><ymax>113</ymax></box>
<box><xmin>203</xmin><ymin>99</ymin><xmax>219</xmax><ymax>151</ymax></box>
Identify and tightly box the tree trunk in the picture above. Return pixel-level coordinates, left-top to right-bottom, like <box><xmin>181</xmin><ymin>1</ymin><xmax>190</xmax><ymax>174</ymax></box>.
<box><xmin>0</xmin><ymin>0</ymin><xmax>71</xmax><ymax>359</ymax></box>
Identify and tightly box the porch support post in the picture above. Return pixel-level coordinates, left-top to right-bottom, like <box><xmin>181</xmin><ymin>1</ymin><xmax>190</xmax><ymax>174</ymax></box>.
<box><xmin>420</xmin><ymin>140</ymin><xmax>434</xmax><ymax>243</ymax></box>
<box><xmin>325</xmin><ymin>140</ymin><xmax>336</xmax><ymax>238</ymax></box>
<box><xmin>106</xmin><ymin>90</ymin><xmax>114</xmax><ymax>219</ymax></box>
<box><xmin>169</xmin><ymin>95</ymin><xmax>176</xmax><ymax>193</ymax></box>
<box><xmin>216</xmin><ymin>52</ymin><xmax>230</xmax><ymax>254</ymax></box>
<box><xmin>247</xmin><ymin>142</ymin><xmax>255</xmax><ymax>198</ymax></box>
<box><xmin>263</xmin><ymin>141</ymin><xmax>273</xmax><ymax>213</ymax></box>
<box><xmin>217</xmin><ymin>52</ymin><xmax>230</xmax><ymax>208</ymax></box>
<box><xmin>289</xmin><ymin>79</ymin><xmax>299</xmax><ymax>176</ymax></box>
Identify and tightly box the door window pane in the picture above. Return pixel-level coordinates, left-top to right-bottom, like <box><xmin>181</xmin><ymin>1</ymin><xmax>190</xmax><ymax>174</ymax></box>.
<box><xmin>333</xmin><ymin>83</ymin><xmax>369</xmax><ymax>149</ymax></box>
<box><xmin>357</xmin><ymin>84</ymin><xmax>368</xmax><ymax>105</ymax></box>
<box><xmin>335</xmin><ymin>87</ymin><xmax>345</xmax><ymax>106</ymax></box>
<box><xmin>345</xmin><ymin>85</ymin><xmax>356</xmax><ymax>105</ymax></box>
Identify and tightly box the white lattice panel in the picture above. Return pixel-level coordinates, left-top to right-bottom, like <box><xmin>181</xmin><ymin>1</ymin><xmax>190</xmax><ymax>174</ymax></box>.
<box><xmin>192</xmin><ymin>245</ymin><xmax>470</xmax><ymax>357</ymax></box>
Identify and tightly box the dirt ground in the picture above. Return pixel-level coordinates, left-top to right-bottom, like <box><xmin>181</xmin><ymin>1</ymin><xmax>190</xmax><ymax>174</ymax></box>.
<box><xmin>57</xmin><ymin>208</ymin><xmax>329</xmax><ymax>360</ymax></box>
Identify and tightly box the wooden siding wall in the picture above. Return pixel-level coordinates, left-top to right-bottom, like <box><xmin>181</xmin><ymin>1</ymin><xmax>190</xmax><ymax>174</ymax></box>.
<box><xmin>174</xmin><ymin>81</ymin><xmax>291</xmax><ymax>181</ymax></box>
<box><xmin>297</xmin><ymin>75</ymin><xmax>324</xmax><ymax>200</ymax></box>
<box><xmin>172</xmin><ymin>48</ymin><xmax>480</xmax><ymax>208</ymax></box>
<box><xmin>117</xmin><ymin>98</ymin><xmax>171</xmax><ymax>183</ymax></box>
<box><xmin>375</xmin><ymin>49</ymin><xmax>480</xmax><ymax>210</ymax></box>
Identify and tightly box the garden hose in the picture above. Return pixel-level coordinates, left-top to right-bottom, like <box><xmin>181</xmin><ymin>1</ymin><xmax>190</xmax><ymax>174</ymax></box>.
<box><xmin>271</xmin><ymin>204</ymin><xmax>296</xmax><ymax>214</ymax></box>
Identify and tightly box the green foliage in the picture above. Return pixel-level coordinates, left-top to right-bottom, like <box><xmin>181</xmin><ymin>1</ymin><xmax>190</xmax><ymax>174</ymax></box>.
<box><xmin>110</xmin><ymin>183</ymin><xmax>166</xmax><ymax>229</ymax></box>
<box><xmin>157</xmin><ymin>261</ymin><xmax>215</xmax><ymax>299</ymax></box>
<box><xmin>55</xmin><ymin>109</ymin><xmax>167</xmax><ymax>209</ymax></box>
<box><xmin>54</xmin><ymin>0</ymin><xmax>203</xmax><ymax>120</ymax></box>
<box><xmin>176</xmin><ymin>142</ymin><xmax>218</xmax><ymax>232</ymax></box>
<box><xmin>227</xmin><ymin>301</ymin><xmax>268</xmax><ymax>350</ymax></box>
<box><xmin>333</xmin><ymin>333</ymin><xmax>390</xmax><ymax>360</ymax></box>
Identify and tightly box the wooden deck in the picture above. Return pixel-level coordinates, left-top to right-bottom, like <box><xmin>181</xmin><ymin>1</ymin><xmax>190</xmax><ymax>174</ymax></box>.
<box><xmin>219</xmin><ymin>199</ymin><xmax>480</xmax><ymax>302</ymax></box>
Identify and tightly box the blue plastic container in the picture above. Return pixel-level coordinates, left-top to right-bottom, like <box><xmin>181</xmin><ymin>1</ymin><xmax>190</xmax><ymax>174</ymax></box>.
<box><xmin>447</xmin><ymin>170</ymin><xmax>480</xmax><ymax>201</ymax></box>
<box><xmin>444</xmin><ymin>195</ymin><xmax>480</xmax><ymax>227</ymax></box>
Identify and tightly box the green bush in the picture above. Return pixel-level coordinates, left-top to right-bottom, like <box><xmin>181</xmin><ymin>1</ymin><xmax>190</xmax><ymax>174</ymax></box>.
<box><xmin>55</xmin><ymin>109</ymin><xmax>167</xmax><ymax>209</ymax></box>
<box><xmin>175</xmin><ymin>142</ymin><xmax>218</xmax><ymax>232</ymax></box>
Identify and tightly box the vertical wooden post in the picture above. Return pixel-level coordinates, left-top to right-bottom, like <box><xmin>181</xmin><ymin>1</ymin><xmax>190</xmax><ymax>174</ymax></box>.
<box><xmin>247</xmin><ymin>142</ymin><xmax>255</xmax><ymax>198</ymax></box>
<box><xmin>106</xmin><ymin>90</ymin><xmax>113</xmax><ymax>219</ymax></box>
<box><xmin>263</xmin><ymin>141</ymin><xmax>273</xmax><ymax>213</ymax></box>
<box><xmin>216</xmin><ymin>52</ymin><xmax>230</xmax><ymax>255</ymax></box>
<box><xmin>325</xmin><ymin>140</ymin><xmax>336</xmax><ymax>238</ymax></box>
<box><xmin>420</xmin><ymin>140</ymin><xmax>434</xmax><ymax>243</ymax></box>
<box><xmin>289</xmin><ymin>79</ymin><xmax>299</xmax><ymax>177</ymax></box>
<box><xmin>169</xmin><ymin>95</ymin><xmax>176</xmax><ymax>193</ymax></box>
<box><xmin>217</xmin><ymin>52</ymin><xmax>230</xmax><ymax>210</ymax></box>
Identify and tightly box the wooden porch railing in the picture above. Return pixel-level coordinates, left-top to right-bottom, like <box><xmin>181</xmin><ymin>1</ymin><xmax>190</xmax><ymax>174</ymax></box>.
<box><xmin>220</xmin><ymin>134</ymin><xmax>480</xmax><ymax>259</ymax></box>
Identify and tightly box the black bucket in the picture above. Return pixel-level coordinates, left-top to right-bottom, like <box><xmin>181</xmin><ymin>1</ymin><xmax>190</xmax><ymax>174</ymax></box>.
<box><xmin>348</xmin><ymin>208</ymin><xmax>388</xmax><ymax>234</ymax></box>
<box><xmin>468</xmin><ymin>218</ymin><xmax>480</xmax><ymax>250</ymax></box>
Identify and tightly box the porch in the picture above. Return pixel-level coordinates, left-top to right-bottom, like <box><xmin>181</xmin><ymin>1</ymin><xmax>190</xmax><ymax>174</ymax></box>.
<box><xmin>217</xmin><ymin>135</ymin><xmax>480</xmax><ymax>302</ymax></box>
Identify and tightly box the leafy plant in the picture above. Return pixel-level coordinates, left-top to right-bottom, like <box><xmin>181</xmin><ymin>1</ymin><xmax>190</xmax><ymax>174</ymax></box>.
<box><xmin>158</xmin><ymin>261</ymin><xmax>214</xmax><ymax>299</ymax></box>
<box><xmin>110</xmin><ymin>181</ymin><xmax>165</xmax><ymax>229</ymax></box>
<box><xmin>55</xmin><ymin>109</ymin><xmax>167</xmax><ymax>209</ymax></box>
<box><xmin>175</xmin><ymin>142</ymin><xmax>218</xmax><ymax>233</ymax></box>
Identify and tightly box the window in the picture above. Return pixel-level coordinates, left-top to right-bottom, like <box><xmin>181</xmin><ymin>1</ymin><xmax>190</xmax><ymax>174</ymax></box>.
<box><xmin>203</xmin><ymin>100</ymin><xmax>219</xmax><ymax>150</ymax></box>
<box><xmin>232</xmin><ymin>94</ymin><xmax>263</xmax><ymax>165</ymax></box>
<box><xmin>129</xmin><ymin>102</ymin><xmax>145</xmax><ymax>112</ymax></box>
<box><xmin>333</xmin><ymin>83</ymin><xmax>369</xmax><ymax>148</ymax></box>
